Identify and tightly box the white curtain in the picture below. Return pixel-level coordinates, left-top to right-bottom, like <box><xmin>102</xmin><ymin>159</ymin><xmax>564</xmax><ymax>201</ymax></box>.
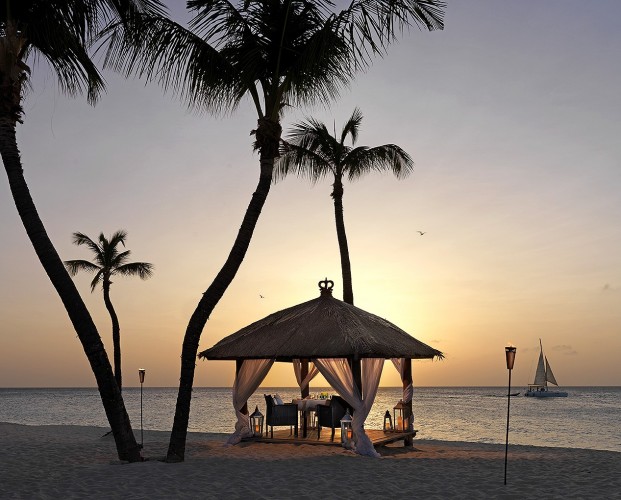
<box><xmin>314</xmin><ymin>358</ymin><xmax>384</xmax><ymax>457</ymax></box>
<box><xmin>292</xmin><ymin>359</ymin><xmax>319</xmax><ymax>393</ymax></box>
<box><xmin>227</xmin><ymin>358</ymin><xmax>274</xmax><ymax>445</ymax></box>
<box><xmin>391</xmin><ymin>358</ymin><xmax>414</xmax><ymax>431</ymax></box>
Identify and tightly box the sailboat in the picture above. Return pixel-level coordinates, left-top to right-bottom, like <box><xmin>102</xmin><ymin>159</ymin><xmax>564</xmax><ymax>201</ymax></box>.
<box><xmin>525</xmin><ymin>339</ymin><xmax>568</xmax><ymax>397</ymax></box>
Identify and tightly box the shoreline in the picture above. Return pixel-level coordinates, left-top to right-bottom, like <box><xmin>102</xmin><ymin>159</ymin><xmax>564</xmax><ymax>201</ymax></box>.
<box><xmin>3</xmin><ymin>385</ymin><xmax>619</xmax><ymax>389</ymax></box>
<box><xmin>2</xmin><ymin>422</ymin><xmax>619</xmax><ymax>498</ymax></box>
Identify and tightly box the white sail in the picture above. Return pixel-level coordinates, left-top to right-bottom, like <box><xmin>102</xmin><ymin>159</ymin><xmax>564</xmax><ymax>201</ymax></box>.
<box><xmin>545</xmin><ymin>356</ymin><xmax>559</xmax><ymax>386</ymax></box>
<box><xmin>525</xmin><ymin>339</ymin><xmax>568</xmax><ymax>397</ymax></box>
<box><xmin>533</xmin><ymin>350</ymin><xmax>546</xmax><ymax>386</ymax></box>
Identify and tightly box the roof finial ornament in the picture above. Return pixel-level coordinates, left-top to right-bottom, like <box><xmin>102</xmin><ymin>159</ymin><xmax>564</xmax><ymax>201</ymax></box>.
<box><xmin>318</xmin><ymin>278</ymin><xmax>334</xmax><ymax>296</ymax></box>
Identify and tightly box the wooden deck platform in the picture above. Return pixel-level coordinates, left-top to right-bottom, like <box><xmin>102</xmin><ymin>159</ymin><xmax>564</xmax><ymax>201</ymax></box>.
<box><xmin>245</xmin><ymin>428</ymin><xmax>417</xmax><ymax>446</ymax></box>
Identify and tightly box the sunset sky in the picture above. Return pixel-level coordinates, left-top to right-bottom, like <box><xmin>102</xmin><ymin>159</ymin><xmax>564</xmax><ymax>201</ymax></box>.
<box><xmin>1</xmin><ymin>1</ymin><xmax>620</xmax><ymax>389</ymax></box>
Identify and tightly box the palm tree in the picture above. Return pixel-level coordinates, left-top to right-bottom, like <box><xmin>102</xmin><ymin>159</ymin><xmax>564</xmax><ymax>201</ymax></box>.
<box><xmin>65</xmin><ymin>230</ymin><xmax>154</xmax><ymax>393</ymax></box>
<box><xmin>102</xmin><ymin>0</ymin><xmax>445</xmax><ymax>461</ymax></box>
<box><xmin>276</xmin><ymin>108</ymin><xmax>413</xmax><ymax>305</ymax></box>
<box><xmin>0</xmin><ymin>0</ymin><xmax>164</xmax><ymax>462</ymax></box>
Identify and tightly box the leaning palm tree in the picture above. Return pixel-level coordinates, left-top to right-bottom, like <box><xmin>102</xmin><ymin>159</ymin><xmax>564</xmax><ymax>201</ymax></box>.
<box><xmin>102</xmin><ymin>0</ymin><xmax>445</xmax><ymax>461</ymax></box>
<box><xmin>65</xmin><ymin>230</ymin><xmax>154</xmax><ymax>393</ymax></box>
<box><xmin>276</xmin><ymin>108</ymin><xmax>413</xmax><ymax>305</ymax></box>
<box><xmin>0</xmin><ymin>0</ymin><xmax>164</xmax><ymax>462</ymax></box>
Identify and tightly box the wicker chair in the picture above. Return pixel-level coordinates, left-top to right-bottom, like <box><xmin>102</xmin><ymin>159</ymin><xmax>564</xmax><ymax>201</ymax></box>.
<box><xmin>316</xmin><ymin>395</ymin><xmax>353</xmax><ymax>441</ymax></box>
<box><xmin>264</xmin><ymin>394</ymin><xmax>299</xmax><ymax>438</ymax></box>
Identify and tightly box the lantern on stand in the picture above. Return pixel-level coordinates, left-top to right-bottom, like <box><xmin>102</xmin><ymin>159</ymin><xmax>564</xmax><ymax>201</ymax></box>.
<box><xmin>383</xmin><ymin>410</ymin><xmax>393</xmax><ymax>432</ymax></box>
<box><xmin>340</xmin><ymin>409</ymin><xmax>353</xmax><ymax>447</ymax></box>
<box><xmin>393</xmin><ymin>400</ymin><xmax>407</xmax><ymax>432</ymax></box>
<box><xmin>250</xmin><ymin>406</ymin><xmax>264</xmax><ymax>438</ymax></box>
<box><xmin>504</xmin><ymin>345</ymin><xmax>517</xmax><ymax>485</ymax></box>
<box><xmin>138</xmin><ymin>368</ymin><xmax>145</xmax><ymax>449</ymax></box>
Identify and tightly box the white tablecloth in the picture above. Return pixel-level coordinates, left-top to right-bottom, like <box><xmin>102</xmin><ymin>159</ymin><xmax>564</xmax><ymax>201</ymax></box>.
<box><xmin>293</xmin><ymin>399</ymin><xmax>330</xmax><ymax>412</ymax></box>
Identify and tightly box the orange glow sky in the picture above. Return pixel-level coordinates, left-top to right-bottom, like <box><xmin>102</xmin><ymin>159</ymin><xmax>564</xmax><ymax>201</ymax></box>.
<box><xmin>1</xmin><ymin>1</ymin><xmax>620</xmax><ymax>388</ymax></box>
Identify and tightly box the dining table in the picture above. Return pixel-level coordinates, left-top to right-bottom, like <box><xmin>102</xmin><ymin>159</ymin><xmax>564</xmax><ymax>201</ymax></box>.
<box><xmin>292</xmin><ymin>398</ymin><xmax>330</xmax><ymax>438</ymax></box>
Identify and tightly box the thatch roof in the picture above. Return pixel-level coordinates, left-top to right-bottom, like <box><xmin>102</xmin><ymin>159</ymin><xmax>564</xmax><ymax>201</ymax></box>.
<box><xmin>199</xmin><ymin>284</ymin><xmax>443</xmax><ymax>362</ymax></box>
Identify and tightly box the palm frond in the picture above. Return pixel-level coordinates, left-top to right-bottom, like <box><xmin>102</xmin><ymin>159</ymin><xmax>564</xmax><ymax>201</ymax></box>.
<box><xmin>276</xmin><ymin>7</ymin><xmax>354</xmax><ymax>110</ymax></box>
<box><xmin>90</xmin><ymin>269</ymin><xmax>105</xmax><ymax>292</ymax></box>
<box><xmin>100</xmin><ymin>11</ymin><xmax>240</xmax><ymax>114</ymax></box>
<box><xmin>3</xmin><ymin>1</ymin><xmax>168</xmax><ymax>107</ymax></box>
<box><xmin>275</xmin><ymin>140</ymin><xmax>333</xmax><ymax>184</ymax></box>
<box><xmin>108</xmin><ymin>0</ymin><xmax>168</xmax><ymax>19</ymax></box>
<box><xmin>72</xmin><ymin>232</ymin><xmax>102</xmax><ymax>256</ymax></box>
<box><xmin>344</xmin><ymin>1</ymin><xmax>445</xmax><ymax>65</ymax></box>
<box><xmin>340</xmin><ymin>107</ymin><xmax>363</xmax><ymax>146</ymax></box>
<box><xmin>345</xmin><ymin>144</ymin><xmax>414</xmax><ymax>181</ymax></box>
<box><xmin>64</xmin><ymin>259</ymin><xmax>101</xmax><ymax>276</ymax></box>
<box><xmin>275</xmin><ymin>0</ymin><xmax>445</xmax><ymax>107</ymax></box>
<box><xmin>115</xmin><ymin>262</ymin><xmax>154</xmax><ymax>279</ymax></box>
<box><xmin>18</xmin><ymin>4</ymin><xmax>106</xmax><ymax>104</ymax></box>
<box><xmin>108</xmin><ymin>229</ymin><xmax>128</xmax><ymax>248</ymax></box>
<box><xmin>289</xmin><ymin>118</ymin><xmax>339</xmax><ymax>160</ymax></box>
<box><xmin>111</xmin><ymin>249</ymin><xmax>132</xmax><ymax>267</ymax></box>
<box><xmin>188</xmin><ymin>0</ymin><xmax>251</xmax><ymax>45</ymax></box>
<box><xmin>77</xmin><ymin>0</ymin><xmax>168</xmax><ymax>42</ymax></box>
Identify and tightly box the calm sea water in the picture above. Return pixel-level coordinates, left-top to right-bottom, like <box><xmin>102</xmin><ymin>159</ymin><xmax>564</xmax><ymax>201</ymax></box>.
<box><xmin>1</xmin><ymin>387</ymin><xmax>619</xmax><ymax>453</ymax></box>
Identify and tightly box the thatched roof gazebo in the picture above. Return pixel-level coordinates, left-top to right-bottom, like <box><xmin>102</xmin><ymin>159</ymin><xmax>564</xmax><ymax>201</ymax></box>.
<box><xmin>200</xmin><ymin>284</ymin><xmax>441</xmax><ymax>361</ymax></box>
<box><xmin>199</xmin><ymin>279</ymin><xmax>443</xmax><ymax>456</ymax></box>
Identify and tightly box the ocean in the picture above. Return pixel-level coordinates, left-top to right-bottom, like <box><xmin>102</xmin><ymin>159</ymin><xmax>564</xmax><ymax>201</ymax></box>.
<box><xmin>1</xmin><ymin>386</ymin><xmax>619</xmax><ymax>453</ymax></box>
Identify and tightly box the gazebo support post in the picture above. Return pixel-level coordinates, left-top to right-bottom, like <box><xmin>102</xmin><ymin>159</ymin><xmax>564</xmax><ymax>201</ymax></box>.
<box><xmin>350</xmin><ymin>357</ymin><xmax>363</xmax><ymax>399</ymax></box>
<box><xmin>301</xmin><ymin>358</ymin><xmax>309</xmax><ymax>437</ymax></box>
<box><xmin>403</xmin><ymin>358</ymin><xmax>413</xmax><ymax>447</ymax></box>
<box><xmin>351</xmin><ymin>357</ymin><xmax>363</xmax><ymax>444</ymax></box>
<box><xmin>346</xmin><ymin>356</ymin><xmax>363</xmax><ymax>443</ymax></box>
<box><xmin>300</xmin><ymin>359</ymin><xmax>309</xmax><ymax>398</ymax></box>
<box><xmin>236</xmin><ymin>360</ymin><xmax>248</xmax><ymax>417</ymax></box>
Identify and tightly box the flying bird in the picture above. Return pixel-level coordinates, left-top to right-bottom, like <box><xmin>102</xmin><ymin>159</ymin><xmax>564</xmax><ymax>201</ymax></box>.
<box><xmin>260</xmin><ymin>294</ymin><xmax>265</xmax><ymax>299</ymax></box>
<box><xmin>417</xmin><ymin>231</ymin><xmax>426</xmax><ymax>235</ymax></box>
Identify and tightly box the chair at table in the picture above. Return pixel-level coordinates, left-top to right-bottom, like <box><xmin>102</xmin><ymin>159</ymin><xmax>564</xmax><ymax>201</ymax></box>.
<box><xmin>264</xmin><ymin>394</ymin><xmax>299</xmax><ymax>438</ymax></box>
<box><xmin>316</xmin><ymin>395</ymin><xmax>353</xmax><ymax>441</ymax></box>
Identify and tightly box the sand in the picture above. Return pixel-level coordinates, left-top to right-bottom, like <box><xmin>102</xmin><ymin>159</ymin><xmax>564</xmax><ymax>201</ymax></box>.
<box><xmin>1</xmin><ymin>422</ymin><xmax>619</xmax><ymax>499</ymax></box>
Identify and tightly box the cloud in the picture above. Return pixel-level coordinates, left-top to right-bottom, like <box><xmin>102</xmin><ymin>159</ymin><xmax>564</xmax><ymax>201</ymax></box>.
<box><xmin>552</xmin><ymin>344</ymin><xmax>578</xmax><ymax>356</ymax></box>
<box><xmin>521</xmin><ymin>345</ymin><xmax>539</xmax><ymax>353</ymax></box>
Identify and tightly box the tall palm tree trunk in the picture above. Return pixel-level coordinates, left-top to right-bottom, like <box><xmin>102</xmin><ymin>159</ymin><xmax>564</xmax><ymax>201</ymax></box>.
<box><xmin>331</xmin><ymin>176</ymin><xmax>354</xmax><ymax>305</ymax></box>
<box><xmin>103</xmin><ymin>281</ymin><xmax>123</xmax><ymax>392</ymax></box>
<box><xmin>166</xmin><ymin>123</ymin><xmax>279</xmax><ymax>462</ymax></box>
<box><xmin>0</xmin><ymin>119</ymin><xmax>141</xmax><ymax>462</ymax></box>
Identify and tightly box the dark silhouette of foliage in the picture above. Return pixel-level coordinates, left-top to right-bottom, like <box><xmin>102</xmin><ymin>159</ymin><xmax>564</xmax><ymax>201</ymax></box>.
<box><xmin>276</xmin><ymin>108</ymin><xmax>413</xmax><ymax>304</ymax></box>
<box><xmin>65</xmin><ymin>230</ymin><xmax>154</xmax><ymax>393</ymax></box>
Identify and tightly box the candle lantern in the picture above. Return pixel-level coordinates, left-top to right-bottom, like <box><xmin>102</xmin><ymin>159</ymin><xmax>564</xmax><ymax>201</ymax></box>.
<box><xmin>250</xmin><ymin>405</ymin><xmax>264</xmax><ymax>438</ymax></box>
<box><xmin>393</xmin><ymin>400</ymin><xmax>407</xmax><ymax>432</ymax></box>
<box><xmin>505</xmin><ymin>345</ymin><xmax>516</xmax><ymax>371</ymax></box>
<box><xmin>340</xmin><ymin>409</ymin><xmax>353</xmax><ymax>447</ymax></box>
<box><xmin>383</xmin><ymin>410</ymin><xmax>393</xmax><ymax>432</ymax></box>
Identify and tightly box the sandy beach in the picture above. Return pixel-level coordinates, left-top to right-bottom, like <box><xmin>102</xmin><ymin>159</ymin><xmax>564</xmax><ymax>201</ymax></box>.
<box><xmin>1</xmin><ymin>422</ymin><xmax>619</xmax><ymax>499</ymax></box>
